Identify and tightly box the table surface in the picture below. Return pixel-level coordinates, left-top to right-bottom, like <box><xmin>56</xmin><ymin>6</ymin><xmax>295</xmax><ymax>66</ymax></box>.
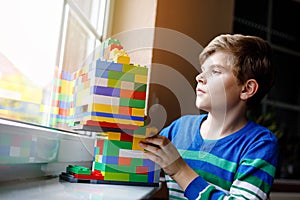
<box><xmin>0</xmin><ymin>177</ymin><xmax>160</xmax><ymax>200</ymax></box>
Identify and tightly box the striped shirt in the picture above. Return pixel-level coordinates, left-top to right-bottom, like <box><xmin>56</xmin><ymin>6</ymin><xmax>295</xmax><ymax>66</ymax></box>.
<box><xmin>160</xmin><ymin>114</ymin><xmax>279</xmax><ymax>200</ymax></box>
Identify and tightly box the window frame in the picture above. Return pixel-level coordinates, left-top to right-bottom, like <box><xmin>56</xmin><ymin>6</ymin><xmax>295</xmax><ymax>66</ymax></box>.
<box><xmin>0</xmin><ymin>0</ymin><xmax>111</xmax><ymax>181</ymax></box>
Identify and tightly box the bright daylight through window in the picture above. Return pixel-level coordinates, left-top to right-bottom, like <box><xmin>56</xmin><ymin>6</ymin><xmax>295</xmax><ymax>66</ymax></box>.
<box><xmin>0</xmin><ymin>0</ymin><xmax>108</xmax><ymax>132</ymax></box>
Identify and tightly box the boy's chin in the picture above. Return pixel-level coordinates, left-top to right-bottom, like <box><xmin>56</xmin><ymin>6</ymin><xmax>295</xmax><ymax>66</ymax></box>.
<box><xmin>195</xmin><ymin>102</ymin><xmax>208</xmax><ymax>111</ymax></box>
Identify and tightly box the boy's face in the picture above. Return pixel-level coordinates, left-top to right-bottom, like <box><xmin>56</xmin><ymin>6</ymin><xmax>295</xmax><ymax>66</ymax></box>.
<box><xmin>195</xmin><ymin>51</ymin><xmax>243</xmax><ymax>113</ymax></box>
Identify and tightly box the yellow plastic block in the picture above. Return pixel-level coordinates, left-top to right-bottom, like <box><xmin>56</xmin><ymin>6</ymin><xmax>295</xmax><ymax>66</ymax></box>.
<box><xmin>51</xmin><ymin>107</ymin><xmax>59</xmax><ymax>114</ymax></box>
<box><xmin>132</xmin><ymin>135</ymin><xmax>146</xmax><ymax>151</ymax></box>
<box><xmin>134</xmin><ymin>74</ymin><xmax>148</xmax><ymax>84</ymax></box>
<box><xmin>131</xmin><ymin>108</ymin><xmax>145</xmax><ymax>117</ymax></box>
<box><xmin>21</xmin><ymin>94</ymin><xmax>42</xmax><ymax>104</ymax></box>
<box><xmin>109</xmin><ymin>48</ymin><xmax>120</xmax><ymax>60</ymax></box>
<box><xmin>0</xmin><ymin>80</ymin><xmax>21</xmax><ymax>91</ymax></box>
<box><xmin>107</xmin><ymin>131</ymin><xmax>121</xmax><ymax>140</ymax></box>
<box><xmin>40</xmin><ymin>104</ymin><xmax>50</xmax><ymax>112</ymax></box>
<box><xmin>69</xmin><ymin>107</ymin><xmax>75</xmax><ymax>115</ymax></box>
<box><xmin>61</xmin><ymin>80</ymin><xmax>74</xmax><ymax>94</ymax></box>
<box><xmin>90</xmin><ymin>116</ymin><xmax>144</xmax><ymax>126</ymax></box>
<box><xmin>0</xmin><ymin>109</ymin><xmax>9</xmax><ymax>115</ymax></box>
<box><xmin>95</xmin><ymin>155</ymin><xmax>103</xmax><ymax>162</ymax></box>
<box><xmin>116</xmin><ymin>55</ymin><xmax>130</xmax><ymax>65</ymax></box>
<box><xmin>92</xmin><ymin>103</ymin><xmax>119</xmax><ymax>114</ymax></box>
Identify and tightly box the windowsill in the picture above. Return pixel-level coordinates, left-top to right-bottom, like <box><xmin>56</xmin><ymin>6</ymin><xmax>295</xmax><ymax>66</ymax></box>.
<box><xmin>0</xmin><ymin>118</ymin><xmax>95</xmax><ymax>182</ymax></box>
<box><xmin>0</xmin><ymin>176</ymin><xmax>162</xmax><ymax>200</ymax></box>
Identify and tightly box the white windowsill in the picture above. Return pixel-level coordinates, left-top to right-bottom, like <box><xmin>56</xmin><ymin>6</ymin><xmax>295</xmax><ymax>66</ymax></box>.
<box><xmin>0</xmin><ymin>118</ymin><xmax>95</xmax><ymax>182</ymax></box>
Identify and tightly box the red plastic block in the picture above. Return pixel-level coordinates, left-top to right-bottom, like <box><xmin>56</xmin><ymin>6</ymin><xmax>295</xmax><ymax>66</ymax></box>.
<box><xmin>120</xmin><ymin>133</ymin><xmax>134</xmax><ymax>142</ymax></box>
<box><xmin>133</xmin><ymin>91</ymin><xmax>146</xmax><ymax>100</ymax></box>
<box><xmin>136</xmin><ymin>166</ymin><xmax>148</xmax><ymax>175</ymax></box>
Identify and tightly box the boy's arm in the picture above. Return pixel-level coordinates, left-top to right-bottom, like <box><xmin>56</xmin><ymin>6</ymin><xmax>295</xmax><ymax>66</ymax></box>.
<box><xmin>139</xmin><ymin>135</ymin><xmax>278</xmax><ymax>200</ymax></box>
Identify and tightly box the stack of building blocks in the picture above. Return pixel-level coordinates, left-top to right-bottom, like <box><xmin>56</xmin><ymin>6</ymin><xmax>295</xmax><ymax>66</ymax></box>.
<box><xmin>57</xmin><ymin>38</ymin><xmax>160</xmax><ymax>186</ymax></box>
<box><xmin>50</xmin><ymin>68</ymin><xmax>76</xmax><ymax>128</ymax></box>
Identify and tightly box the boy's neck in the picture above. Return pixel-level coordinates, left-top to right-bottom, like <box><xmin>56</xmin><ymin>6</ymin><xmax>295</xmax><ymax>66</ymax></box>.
<box><xmin>200</xmin><ymin>113</ymin><xmax>247</xmax><ymax>140</ymax></box>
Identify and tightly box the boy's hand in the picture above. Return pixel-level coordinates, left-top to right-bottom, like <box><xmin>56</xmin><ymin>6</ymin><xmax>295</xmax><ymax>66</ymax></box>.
<box><xmin>139</xmin><ymin>135</ymin><xmax>199</xmax><ymax>190</ymax></box>
<box><xmin>139</xmin><ymin>135</ymin><xmax>183</xmax><ymax>177</ymax></box>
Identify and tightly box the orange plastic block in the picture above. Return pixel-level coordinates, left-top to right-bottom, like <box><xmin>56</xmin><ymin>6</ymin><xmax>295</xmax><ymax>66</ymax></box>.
<box><xmin>118</xmin><ymin>157</ymin><xmax>131</xmax><ymax>166</ymax></box>
<box><xmin>120</xmin><ymin>89</ymin><xmax>133</xmax><ymax>98</ymax></box>
<box><xmin>118</xmin><ymin>106</ymin><xmax>132</xmax><ymax>116</ymax></box>
<box><xmin>59</xmin><ymin>108</ymin><xmax>69</xmax><ymax>116</ymax></box>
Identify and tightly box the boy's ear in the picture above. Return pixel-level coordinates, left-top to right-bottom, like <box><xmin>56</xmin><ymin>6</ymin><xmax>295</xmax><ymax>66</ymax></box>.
<box><xmin>240</xmin><ymin>79</ymin><xmax>258</xmax><ymax>100</ymax></box>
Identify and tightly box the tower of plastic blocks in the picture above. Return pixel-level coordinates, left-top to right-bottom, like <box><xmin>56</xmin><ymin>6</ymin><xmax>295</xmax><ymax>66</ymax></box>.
<box><xmin>54</xmin><ymin>38</ymin><xmax>160</xmax><ymax>186</ymax></box>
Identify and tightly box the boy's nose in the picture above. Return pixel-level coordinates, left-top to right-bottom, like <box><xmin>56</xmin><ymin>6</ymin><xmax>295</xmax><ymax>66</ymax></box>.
<box><xmin>196</xmin><ymin>72</ymin><xmax>206</xmax><ymax>84</ymax></box>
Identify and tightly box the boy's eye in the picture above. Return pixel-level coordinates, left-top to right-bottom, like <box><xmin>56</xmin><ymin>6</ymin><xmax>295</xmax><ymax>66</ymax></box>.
<box><xmin>212</xmin><ymin>69</ymin><xmax>221</xmax><ymax>74</ymax></box>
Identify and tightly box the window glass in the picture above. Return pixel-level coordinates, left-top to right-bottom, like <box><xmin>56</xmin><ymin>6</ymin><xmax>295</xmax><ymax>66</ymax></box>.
<box><xmin>0</xmin><ymin>0</ymin><xmax>107</xmax><ymax>132</ymax></box>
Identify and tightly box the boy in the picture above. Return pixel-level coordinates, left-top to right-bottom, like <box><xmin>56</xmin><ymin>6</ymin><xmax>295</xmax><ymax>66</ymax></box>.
<box><xmin>139</xmin><ymin>34</ymin><xmax>279</xmax><ymax>199</ymax></box>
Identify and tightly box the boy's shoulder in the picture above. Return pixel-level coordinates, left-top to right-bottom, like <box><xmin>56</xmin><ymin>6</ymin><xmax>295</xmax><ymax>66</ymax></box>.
<box><xmin>242</xmin><ymin>120</ymin><xmax>278</xmax><ymax>143</ymax></box>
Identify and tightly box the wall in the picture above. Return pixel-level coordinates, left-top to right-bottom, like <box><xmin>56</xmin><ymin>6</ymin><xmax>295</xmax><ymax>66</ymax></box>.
<box><xmin>108</xmin><ymin>0</ymin><xmax>157</xmax><ymax>66</ymax></box>
<box><xmin>108</xmin><ymin>0</ymin><xmax>234</xmax><ymax>130</ymax></box>
<box><xmin>151</xmin><ymin>0</ymin><xmax>234</xmax><ymax>129</ymax></box>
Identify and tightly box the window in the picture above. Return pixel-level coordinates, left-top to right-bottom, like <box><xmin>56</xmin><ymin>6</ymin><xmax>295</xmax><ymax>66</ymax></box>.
<box><xmin>0</xmin><ymin>0</ymin><xmax>109</xmax><ymax>132</ymax></box>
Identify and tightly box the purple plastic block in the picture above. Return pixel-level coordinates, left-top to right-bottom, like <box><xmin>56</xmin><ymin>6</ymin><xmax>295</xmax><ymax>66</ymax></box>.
<box><xmin>92</xmin><ymin>86</ymin><xmax>120</xmax><ymax>97</ymax></box>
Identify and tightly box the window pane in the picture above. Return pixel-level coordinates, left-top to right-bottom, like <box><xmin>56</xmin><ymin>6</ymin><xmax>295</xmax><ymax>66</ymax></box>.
<box><xmin>0</xmin><ymin>0</ymin><xmax>63</xmax><ymax>125</ymax></box>
<box><xmin>51</xmin><ymin>0</ymin><xmax>105</xmax><ymax>131</ymax></box>
<box><xmin>0</xmin><ymin>0</ymin><xmax>106</xmax><ymax>132</ymax></box>
<box><xmin>68</xmin><ymin>0</ymin><xmax>106</xmax><ymax>37</ymax></box>
<box><xmin>60</xmin><ymin>7</ymin><xmax>101</xmax><ymax>72</ymax></box>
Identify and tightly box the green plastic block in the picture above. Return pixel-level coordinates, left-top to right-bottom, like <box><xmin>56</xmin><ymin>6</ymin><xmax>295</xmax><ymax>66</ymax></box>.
<box><xmin>93</xmin><ymin>162</ymin><xmax>105</xmax><ymax>171</ymax></box>
<box><xmin>58</xmin><ymin>94</ymin><xmax>74</xmax><ymax>102</ymax></box>
<box><xmin>66</xmin><ymin>165</ymin><xmax>91</xmax><ymax>175</ymax></box>
<box><xmin>104</xmin><ymin>140</ymin><xmax>120</xmax><ymax>156</ymax></box>
<box><xmin>119</xmin><ymin>98</ymin><xmax>145</xmax><ymax>108</ymax></box>
<box><xmin>122</xmin><ymin>64</ymin><xmax>148</xmax><ymax>75</ymax></box>
<box><xmin>131</xmin><ymin>158</ymin><xmax>144</xmax><ymax>166</ymax></box>
<box><xmin>105</xmin><ymin>38</ymin><xmax>120</xmax><ymax>46</ymax></box>
<box><xmin>133</xmin><ymin>126</ymin><xmax>146</xmax><ymax>135</ymax></box>
<box><xmin>53</xmin><ymin>78</ymin><xmax>61</xmax><ymax>86</ymax></box>
<box><xmin>108</xmin><ymin>71</ymin><xmax>135</xmax><ymax>82</ymax></box>
<box><xmin>107</xmin><ymin>164</ymin><xmax>136</xmax><ymax>173</ymax></box>
<box><xmin>104</xmin><ymin>172</ymin><xmax>129</xmax><ymax>181</ymax></box>
<box><xmin>134</xmin><ymin>83</ymin><xmax>147</xmax><ymax>92</ymax></box>
<box><xmin>107</xmin><ymin>79</ymin><xmax>121</xmax><ymax>88</ymax></box>
<box><xmin>129</xmin><ymin>99</ymin><xmax>146</xmax><ymax>108</ymax></box>
<box><xmin>109</xmin><ymin>140</ymin><xmax>133</xmax><ymax>150</ymax></box>
<box><xmin>130</xmin><ymin>173</ymin><xmax>148</xmax><ymax>182</ymax></box>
